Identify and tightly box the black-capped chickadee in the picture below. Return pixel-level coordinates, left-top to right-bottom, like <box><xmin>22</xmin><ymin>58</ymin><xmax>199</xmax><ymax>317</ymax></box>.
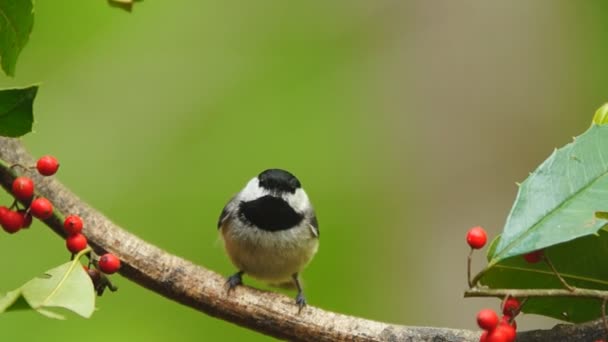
<box><xmin>218</xmin><ymin>169</ymin><xmax>319</xmax><ymax>310</ymax></box>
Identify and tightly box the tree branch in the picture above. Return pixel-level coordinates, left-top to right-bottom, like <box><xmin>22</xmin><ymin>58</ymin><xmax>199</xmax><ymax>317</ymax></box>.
<box><xmin>464</xmin><ymin>287</ymin><xmax>608</xmax><ymax>300</ymax></box>
<box><xmin>0</xmin><ymin>136</ymin><xmax>604</xmax><ymax>342</ymax></box>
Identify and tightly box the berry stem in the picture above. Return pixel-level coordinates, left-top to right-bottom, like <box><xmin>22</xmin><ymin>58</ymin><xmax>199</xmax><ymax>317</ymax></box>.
<box><xmin>515</xmin><ymin>297</ymin><xmax>528</xmax><ymax>316</ymax></box>
<box><xmin>470</xmin><ymin>266</ymin><xmax>490</xmax><ymax>287</ymax></box>
<box><xmin>8</xmin><ymin>163</ymin><xmax>32</xmax><ymax>172</ymax></box>
<box><xmin>543</xmin><ymin>253</ymin><xmax>575</xmax><ymax>292</ymax></box>
<box><xmin>467</xmin><ymin>248</ymin><xmax>474</xmax><ymax>287</ymax></box>
<box><xmin>9</xmin><ymin>198</ymin><xmax>17</xmax><ymax>210</ymax></box>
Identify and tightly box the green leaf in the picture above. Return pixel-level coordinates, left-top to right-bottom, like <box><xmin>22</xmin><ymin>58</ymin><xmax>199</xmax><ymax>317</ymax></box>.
<box><xmin>482</xmin><ymin>231</ymin><xmax>608</xmax><ymax>323</ymax></box>
<box><xmin>0</xmin><ymin>260</ymin><xmax>95</xmax><ymax>319</ymax></box>
<box><xmin>0</xmin><ymin>0</ymin><xmax>34</xmax><ymax>76</ymax></box>
<box><xmin>0</xmin><ymin>289</ymin><xmax>22</xmax><ymax>312</ymax></box>
<box><xmin>21</xmin><ymin>261</ymin><xmax>95</xmax><ymax>319</ymax></box>
<box><xmin>0</xmin><ymin>86</ymin><xmax>38</xmax><ymax>137</ymax></box>
<box><xmin>489</xmin><ymin>125</ymin><xmax>608</xmax><ymax>264</ymax></box>
<box><xmin>593</xmin><ymin>103</ymin><xmax>608</xmax><ymax>126</ymax></box>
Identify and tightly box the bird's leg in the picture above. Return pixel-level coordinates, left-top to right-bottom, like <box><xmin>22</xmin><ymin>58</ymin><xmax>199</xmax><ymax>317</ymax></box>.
<box><xmin>226</xmin><ymin>270</ymin><xmax>244</xmax><ymax>292</ymax></box>
<box><xmin>292</xmin><ymin>273</ymin><xmax>306</xmax><ymax>312</ymax></box>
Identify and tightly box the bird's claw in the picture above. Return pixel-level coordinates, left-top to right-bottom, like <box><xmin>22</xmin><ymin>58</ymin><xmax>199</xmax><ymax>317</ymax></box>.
<box><xmin>225</xmin><ymin>271</ymin><xmax>243</xmax><ymax>292</ymax></box>
<box><xmin>296</xmin><ymin>292</ymin><xmax>307</xmax><ymax>313</ymax></box>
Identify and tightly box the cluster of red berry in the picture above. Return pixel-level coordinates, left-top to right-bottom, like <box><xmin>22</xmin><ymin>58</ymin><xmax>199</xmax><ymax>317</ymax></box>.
<box><xmin>0</xmin><ymin>156</ymin><xmax>58</xmax><ymax>233</ymax></box>
<box><xmin>467</xmin><ymin>227</ymin><xmax>607</xmax><ymax>341</ymax></box>
<box><xmin>476</xmin><ymin>300</ymin><xmax>519</xmax><ymax>342</ymax></box>
<box><xmin>0</xmin><ymin>155</ymin><xmax>121</xmax><ymax>276</ymax></box>
<box><xmin>466</xmin><ymin>226</ymin><xmax>519</xmax><ymax>342</ymax></box>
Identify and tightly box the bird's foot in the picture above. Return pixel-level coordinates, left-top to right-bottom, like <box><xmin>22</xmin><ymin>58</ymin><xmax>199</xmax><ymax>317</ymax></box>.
<box><xmin>225</xmin><ymin>271</ymin><xmax>243</xmax><ymax>293</ymax></box>
<box><xmin>295</xmin><ymin>291</ymin><xmax>307</xmax><ymax>313</ymax></box>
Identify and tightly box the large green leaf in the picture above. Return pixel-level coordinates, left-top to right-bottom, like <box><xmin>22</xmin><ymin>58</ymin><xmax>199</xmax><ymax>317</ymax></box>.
<box><xmin>0</xmin><ymin>86</ymin><xmax>38</xmax><ymax>137</ymax></box>
<box><xmin>22</xmin><ymin>261</ymin><xmax>95</xmax><ymax>319</ymax></box>
<box><xmin>0</xmin><ymin>0</ymin><xmax>34</xmax><ymax>76</ymax></box>
<box><xmin>0</xmin><ymin>261</ymin><xmax>95</xmax><ymax>319</ymax></box>
<box><xmin>489</xmin><ymin>125</ymin><xmax>608</xmax><ymax>264</ymax></box>
<box><xmin>482</xmin><ymin>230</ymin><xmax>608</xmax><ymax>323</ymax></box>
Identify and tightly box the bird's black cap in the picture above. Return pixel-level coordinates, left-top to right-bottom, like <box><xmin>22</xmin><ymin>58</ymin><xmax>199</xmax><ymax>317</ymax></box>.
<box><xmin>258</xmin><ymin>169</ymin><xmax>301</xmax><ymax>194</ymax></box>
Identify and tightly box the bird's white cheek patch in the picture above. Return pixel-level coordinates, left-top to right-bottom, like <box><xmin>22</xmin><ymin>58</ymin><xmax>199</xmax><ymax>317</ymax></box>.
<box><xmin>238</xmin><ymin>177</ymin><xmax>269</xmax><ymax>202</ymax></box>
<box><xmin>285</xmin><ymin>188</ymin><xmax>311</xmax><ymax>214</ymax></box>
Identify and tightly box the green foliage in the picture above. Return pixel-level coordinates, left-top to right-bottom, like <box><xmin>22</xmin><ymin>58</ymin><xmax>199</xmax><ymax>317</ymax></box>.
<box><xmin>482</xmin><ymin>123</ymin><xmax>608</xmax><ymax>322</ymax></box>
<box><xmin>0</xmin><ymin>261</ymin><xmax>95</xmax><ymax>319</ymax></box>
<box><xmin>0</xmin><ymin>86</ymin><xmax>37</xmax><ymax>137</ymax></box>
<box><xmin>0</xmin><ymin>0</ymin><xmax>33</xmax><ymax>76</ymax></box>
<box><xmin>483</xmin><ymin>232</ymin><xmax>608</xmax><ymax>322</ymax></box>
<box><xmin>593</xmin><ymin>103</ymin><xmax>608</xmax><ymax>125</ymax></box>
<box><xmin>489</xmin><ymin>125</ymin><xmax>608</xmax><ymax>265</ymax></box>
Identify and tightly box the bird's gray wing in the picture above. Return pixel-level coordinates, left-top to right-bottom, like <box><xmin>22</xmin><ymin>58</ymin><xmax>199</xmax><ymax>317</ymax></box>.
<box><xmin>217</xmin><ymin>196</ymin><xmax>237</xmax><ymax>229</ymax></box>
<box><xmin>309</xmin><ymin>213</ymin><xmax>319</xmax><ymax>237</ymax></box>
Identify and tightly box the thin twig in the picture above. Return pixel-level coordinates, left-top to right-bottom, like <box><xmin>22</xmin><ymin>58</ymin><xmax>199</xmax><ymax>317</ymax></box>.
<box><xmin>543</xmin><ymin>254</ymin><xmax>575</xmax><ymax>292</ymax></box>
<box><xmin>465</xmin><ymin>287</ymin><xmax>608</xmax><ymax>300</ymax></box>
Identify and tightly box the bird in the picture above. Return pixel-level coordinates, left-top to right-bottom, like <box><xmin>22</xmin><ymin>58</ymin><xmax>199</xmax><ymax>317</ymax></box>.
<box><xmin>217</xmin><ymin>168</ymin><xmax>319</xmax><ymax>310</ymax></box>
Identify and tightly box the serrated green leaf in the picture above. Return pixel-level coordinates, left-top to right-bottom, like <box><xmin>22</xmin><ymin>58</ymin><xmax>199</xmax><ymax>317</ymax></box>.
<box><xmin>21</xmin><ymin>261</ymin><xmax>95</xmax><ymax>319</ymax></box>
<box><xmin>489</xmin><ymin>125</ymin><xmax>608</xmax><ymax>264</ymax></box>
<box><xmin>0</xmin><ymin>86</ymin><xmax>37</xmax><ymax>137</ymax></box>
<box><xmin>0</xmin><ymin>0</ymin><xmax>34</xmax><ymax>76</ymax></box>
<box><xmin>482</xmin><ymin>231</ymin><xmax>608</xmax><ymax>323</ymax></box>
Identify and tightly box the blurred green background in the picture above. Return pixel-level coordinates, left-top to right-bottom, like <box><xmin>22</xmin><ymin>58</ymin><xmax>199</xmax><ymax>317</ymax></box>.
<box><xmin>1</xmin><ymin>1</ymin><xmax>607</xmax><ymax>341</ymax></box>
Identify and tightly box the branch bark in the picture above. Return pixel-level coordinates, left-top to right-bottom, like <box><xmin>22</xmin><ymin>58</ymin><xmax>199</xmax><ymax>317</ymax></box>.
<box><xmin>0</xmin><ymin>137</ymin><xmax>603</xmax><ymax>341</ymax></box>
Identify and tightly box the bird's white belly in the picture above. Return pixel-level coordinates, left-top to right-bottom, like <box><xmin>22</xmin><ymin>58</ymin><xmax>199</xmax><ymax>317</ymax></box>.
<box><xmin>221</xmin><ymin>221</ymin><xmax>319</xmax><ymax>283</ymax></box>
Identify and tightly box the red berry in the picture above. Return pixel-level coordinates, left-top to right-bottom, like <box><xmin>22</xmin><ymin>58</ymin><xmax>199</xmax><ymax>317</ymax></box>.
<box><xmin>11</xmin><ymin>177</ymin><xmax>34</xmax><ymax>201</ymax></box>
<box><xmin>66</xmin><ymin>233</ymin><xmax>88</xmax><ymax>253</ymax></box>
<box><xmin>63</xmin><ymin>215</ymin><xmax>84</xmax><ymax>234</ymax></box>
<box><xmin>0</xmin><ymin>206</ymin><xmax>9</xmax><ymax>225</ymax></box>
<box><xmin>476</xmin><ymin>309</ymin><xmax>499</xmax><ymax>331</ymax></box>
<box><xmin>98</xmin><ymin>253</ymin><xmax>121</xmax><ymax>274</ymax></box>
<box><xmin>36</xmin><ymin>155</ymin><xmax>60</xmax><ymax>176</ymax></box>
<box><xmin>487</xmin><ymin>323</ymin><xmax>516</xmax><ymax>342</ymax></box>
<box><xmin>479</xmin><ymin>330</ymin><xmax>488</xmax><ymax>342</ymax></box>
<box><xmin>466</xmin><ymin>226</ymin><xmax>488</xmax><ymax>249</ymax></box>
<box><xmin>30</xmin><ymin>197</ymin><xmax>53</xmax><ymax>220</ymax></box>
<box><xmin>17</xmin><ymin>210</ymin><xmax>32</xmax><ymax>228</ymax></box>
<box><xmin>502</xmin><ymin>297</ymin><xmax>521</xmax><ymax>316</ymax></box>
<box><xmin>523</xmin><ymin>249</ymin><xmax>544</xmax><ymax>264</ymax></box>
<box><xmin>501</xmin><ymin>315</ymin><xmax>517</xmax><ymax>330</ymax></box>
<box><xmin>1</xmin><ymin>210</ymin><xmax>24</xmax><ymax>233</ymax></box>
